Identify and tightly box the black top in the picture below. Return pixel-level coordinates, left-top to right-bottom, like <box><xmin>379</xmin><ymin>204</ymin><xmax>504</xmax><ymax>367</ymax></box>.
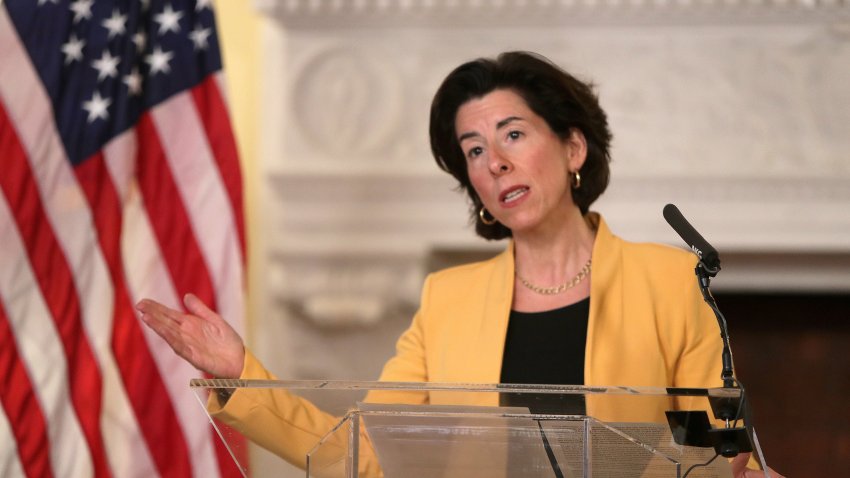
<box><xmin>499</xmin><ymin>297</ymin><xmax>590</xmax><ymax>414</ymax></box>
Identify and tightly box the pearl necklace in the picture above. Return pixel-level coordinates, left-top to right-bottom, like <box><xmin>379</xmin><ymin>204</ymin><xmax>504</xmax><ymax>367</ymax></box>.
<box><xmin>516</xmin><ymin>259</ymin><xmax>592</xmax><ymax>295</ymax></box>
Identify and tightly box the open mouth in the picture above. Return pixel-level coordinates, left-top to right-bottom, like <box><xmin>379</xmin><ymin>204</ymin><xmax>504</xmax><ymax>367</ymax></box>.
<box><xmin>501</xmin><ymin>186</ymin><xmax>529</xmax><ymax>204</ymax></box>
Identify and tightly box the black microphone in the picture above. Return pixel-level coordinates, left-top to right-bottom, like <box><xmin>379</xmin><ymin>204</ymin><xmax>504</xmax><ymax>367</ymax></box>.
<box><xmin>663</xmin><ymin>204</ymin><xmax>721</xmax><ymax>275</ymax></box>
<box><xmin>661</xmin><ymin>204</ymin><xmax>754</xmax><ymax>459</ymax></box>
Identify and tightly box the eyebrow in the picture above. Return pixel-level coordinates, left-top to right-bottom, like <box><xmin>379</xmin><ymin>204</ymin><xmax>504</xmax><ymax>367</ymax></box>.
<box><xmin>457</xmin><ymin>116</ymin><xmax>524</xmax><ymax>143</ymax></box>
<box><xmin>496</xmin><ymin>116</ymin><xmax>522</xmax><ymax>129</ymax></box>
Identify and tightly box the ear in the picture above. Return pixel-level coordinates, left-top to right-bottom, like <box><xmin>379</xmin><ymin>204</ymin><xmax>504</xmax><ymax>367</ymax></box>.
<box><xmin>565</xmin><ymin>128</ymin><xmax>588</xmax><ymax>172</ymax></box>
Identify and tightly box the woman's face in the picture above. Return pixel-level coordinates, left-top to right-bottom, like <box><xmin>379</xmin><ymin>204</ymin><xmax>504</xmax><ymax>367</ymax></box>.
<box><xmin>455</xmin><ymin>89</ymin><xmax>586</xmax><ymax>236</ymax></box>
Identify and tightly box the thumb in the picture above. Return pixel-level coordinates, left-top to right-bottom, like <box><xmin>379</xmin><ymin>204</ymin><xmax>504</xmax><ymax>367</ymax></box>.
<box><xmin>183</xmin><ymin>293</ymin><xmax>216</xmax><ymax>321</ymax></box>
<box><xmin>730</xmin><ymin>452</ymin><xmax>751</xmax><ymax>477</ymax></box>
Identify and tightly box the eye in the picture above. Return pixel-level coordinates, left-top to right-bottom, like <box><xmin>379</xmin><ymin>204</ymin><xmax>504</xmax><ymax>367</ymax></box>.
<box><xmin>507</xmin><ymin>130</ymin><xmax>522</xmax><ymax>140</ymax></box>
<box><xmin>466</xmin><ymin>146</ymin><xmax>484</xmax><ymax>159</ymax></box>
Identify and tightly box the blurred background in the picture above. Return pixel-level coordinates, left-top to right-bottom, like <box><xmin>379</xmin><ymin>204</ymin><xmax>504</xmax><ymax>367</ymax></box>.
<box><xmin>215</xmin><ymin>1</ymin><xmax>850</xmax><ymax>476</ymax></box>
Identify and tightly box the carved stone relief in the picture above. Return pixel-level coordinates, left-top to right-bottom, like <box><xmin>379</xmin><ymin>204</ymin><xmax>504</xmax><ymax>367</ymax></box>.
<box><xmin>292</xmin><ymin>47</ymin><xmax>405</xmax><ymax>158</ymax></box>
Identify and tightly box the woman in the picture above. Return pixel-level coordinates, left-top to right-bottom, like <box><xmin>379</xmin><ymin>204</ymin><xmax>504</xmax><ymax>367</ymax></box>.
<box><xmin>137</xmin><ymin>51</ymin><xmax>779</xmax><ymax>477</ymax></box>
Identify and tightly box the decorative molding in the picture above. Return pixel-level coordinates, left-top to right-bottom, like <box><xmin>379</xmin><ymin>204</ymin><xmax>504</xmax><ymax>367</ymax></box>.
<box><xmin>274</xmin><ymin>27</ymin><xmax>850</xmax><ymax>176</ymax></box>
<box><xmin>291</xmin><ymin>47</ymin><xmax>405</xmax><ymax>157</ymax></box>
<box><xmin>265</xmin><ymin>171</ymin><xmax>850</xmax><ymax>250</ymax></box>
<box><xmin>708</xmin><ymin>252</ymin><xmax>850</xmax><ymax>292</ymax></box>
<box><xmin>256</xmin><ymin>0</ymin><xmax>850</xmax><ymax>27</ymax></box>
<box><xmin>597</xmin><ymin>176</ymin><xmax>850</xmax><ymax>257</ymax></box>
<box><xmin>266</xmin><ymin>251</ymin><xmax>426</xmax><ymax>326</ymax></box>
<box><xmin>261</xmin><ymin>171</ymin><xmax>850</xmax><ymax>320</ymax></box>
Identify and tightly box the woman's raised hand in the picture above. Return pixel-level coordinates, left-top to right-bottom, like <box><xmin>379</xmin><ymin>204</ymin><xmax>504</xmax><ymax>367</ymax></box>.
<box><xmin>136</xmin><ymin>293</ymin><xmax>245</xmax><ymax>379</ymax></box>
<box><xmin>731</xmin><ymin>453</ymin><xmax>786</xmax><ymax>478</ymax></box>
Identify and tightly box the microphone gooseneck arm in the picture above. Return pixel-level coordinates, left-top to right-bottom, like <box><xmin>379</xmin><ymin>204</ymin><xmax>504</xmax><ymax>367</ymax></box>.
<box><xmin>695</xmin><ymin>262</ymin><xmax>736</xmax><ymax>390</ymax></box>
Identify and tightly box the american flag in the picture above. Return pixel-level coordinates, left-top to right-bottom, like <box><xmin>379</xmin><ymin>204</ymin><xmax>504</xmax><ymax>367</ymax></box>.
<box><xmin>0</xmin><ymin>0</ymin><xmax>246</xmax><ymax>476</ymax></box>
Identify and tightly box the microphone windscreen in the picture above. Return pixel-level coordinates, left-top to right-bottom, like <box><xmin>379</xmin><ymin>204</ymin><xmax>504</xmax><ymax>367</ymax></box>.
<box><xmin>663</xmin><ymin>204</ymin><xmax>720</xmax><ymax>269</ymax></box>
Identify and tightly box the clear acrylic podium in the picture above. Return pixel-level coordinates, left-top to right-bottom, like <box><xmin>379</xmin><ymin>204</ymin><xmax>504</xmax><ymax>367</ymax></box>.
<box><xmin>191</xmin><ymin>379</ymin><xmax>770</xmax><ymax>477</ymax></box>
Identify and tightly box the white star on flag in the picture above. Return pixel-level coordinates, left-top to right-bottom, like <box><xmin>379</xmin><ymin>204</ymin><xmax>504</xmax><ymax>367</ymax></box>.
<box><xmin>123</xmin><ymin>68</ymin><xmax>143</xmax><ymax>96</ymax></box>
<box><xmin>154</xmin><ymin>4</ymin><xmax>184</xmax><ymax>35</ymax></box>
<box><xmin>195</xmin><ymin>0</ymin><xmax>213</xmax><ymax>11</ymax></box>
<box><xmin>91</xmin><ymin>50</ymin><xmax>120</xmax><ymax>81</ymax></box>
<box><xmin>82</xmin><ymin>91</ymin><xmax>111</xmax><ymax>122</ymax></box>
<box><xmin>69</xmin><ymin>0</ymin><xmax>94</xmax><ymax>23</ymax></box>
<box><xmin>102</xmin><ymin>8</ymin><xmax>128</xmax><ymax>39</ymax></box>
<box><xmin>132</xmin><ymin>31</ymin><xmax>147</xmax><ymax>53</ymax></box>
<box><xmin>61</xmin><ymin>34</ymin><xmax>85</xmax><ymax>65</ymax></box>
<box><xmin>145</xmin><ymin>46</ymin><xmax>174</xmax><ymax>75</ymax></box>
<box><xmin>189</xmin><ymin>26</ymin><xmax>211</xmax><ymax>50</ymax></box>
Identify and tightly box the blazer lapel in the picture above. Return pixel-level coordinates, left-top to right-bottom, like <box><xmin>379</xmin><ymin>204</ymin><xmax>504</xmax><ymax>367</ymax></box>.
<box><xmin>586</xmin><ymin>213</ymin><xmax>624</xmax><ymax>386</ymax></box>
<box><xmin>472</xmin><ymin>243</ymin><xmax>515</xmax><ymax>385</ymax></box>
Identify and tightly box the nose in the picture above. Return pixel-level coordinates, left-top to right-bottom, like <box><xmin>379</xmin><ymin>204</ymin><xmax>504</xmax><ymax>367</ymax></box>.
<box><xmin>488</xmin><ymin>149</ymin><xmax>512</xmax><ymax>176</ymax></box>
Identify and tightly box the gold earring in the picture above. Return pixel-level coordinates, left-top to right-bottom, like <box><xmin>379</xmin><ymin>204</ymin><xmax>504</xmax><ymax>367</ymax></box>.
<box><xmin>479</xmin><ymin>206</ymin><xmax>497</xmax><ymax>225</ymax></box>
<box><xmin>570</xmin><ymin>171</ymin><xmax>582</xmax><ymax>190</ymax></box>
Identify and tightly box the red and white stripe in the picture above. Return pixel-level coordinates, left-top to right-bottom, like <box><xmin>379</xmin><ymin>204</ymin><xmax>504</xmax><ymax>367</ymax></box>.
<box><xmin>0</xmin><ymin>6</ymin><xmax>247</xmax><ymax>478</ymax></box>
<box><xmin>0</xmin><ymin>192</ymin><xmax>93</xmax><ymax>478</ymax></box>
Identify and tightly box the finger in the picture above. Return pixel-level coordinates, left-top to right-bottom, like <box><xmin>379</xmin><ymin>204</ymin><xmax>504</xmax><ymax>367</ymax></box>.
<box><xmin>135</xmin><ymin>298</ymin><xmax>160</xmax><ymax>314</ymax></box>
<box><xmin>157</xmin><ymin>328</ymin><xmax>198</xmax><ymax>365</ymax></box>
<box><xmin>139</xmin><ymin>309</ymin><xmax>183</xmax><ymax>346</ymax></box>
<box><xmin>730</xmin><ymin>452</ymin><xmax>750</xmax><ymax>476</ymax></box>
<box><xmin>764</xmin><ymin>468</ymin><xmax>785</xmax><ymax>478</ymax></box>
<box><xmin>140</xmin><ymin>308</ymin><xmax>203</xmax><ymax>358</ymax></box>
<box><xmin>183</xmin><ymin>293</ymin><xmax>218</xmax><ymax>322</ymax></box>
<box><xmin>742</xmin><ymin>465</ymin><xmax>784</xmax><ymax>478</ymax></box>
<box><xmin>137</xmin><ymin>301</ymin><xmax>190</xmax><ymax>338</ymax></box>
<box><xmin>137</xmin><ymin>298</ymin><xmax>186</xmax><ymax>324</ymax></box>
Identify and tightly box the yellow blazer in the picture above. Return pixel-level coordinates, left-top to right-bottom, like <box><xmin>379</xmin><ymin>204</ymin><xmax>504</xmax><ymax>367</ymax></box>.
<box><xmin>209</xmin><ymin>213</ymin><xmax>723</xmax><ymax>473</ymax></box>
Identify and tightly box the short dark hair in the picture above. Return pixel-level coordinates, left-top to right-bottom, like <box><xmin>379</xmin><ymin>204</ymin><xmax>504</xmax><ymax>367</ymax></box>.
<box><xmin>429</xmin><ymin>51</ymin><xmax>613</xmax><ymax>240</ymax></box>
